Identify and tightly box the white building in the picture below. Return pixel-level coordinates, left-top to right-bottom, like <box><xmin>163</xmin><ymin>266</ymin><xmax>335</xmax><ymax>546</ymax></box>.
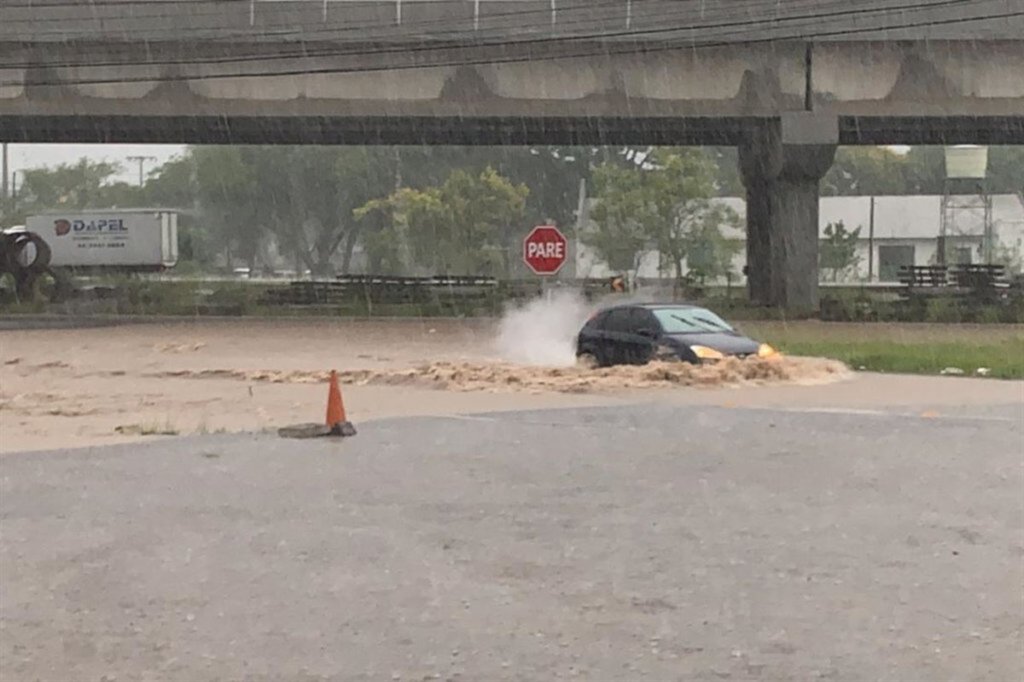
<box><xmin>576</xmin><ymin>194</ymin><xmax>1024</xmax><ymax>282</ymax></box>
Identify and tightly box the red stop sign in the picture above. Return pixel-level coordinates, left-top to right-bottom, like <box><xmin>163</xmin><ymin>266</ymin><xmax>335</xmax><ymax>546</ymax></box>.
<box><xmin>523</xmin><ymin>225</ymin><xmax>568</xmax><ymax>275</ymax></box>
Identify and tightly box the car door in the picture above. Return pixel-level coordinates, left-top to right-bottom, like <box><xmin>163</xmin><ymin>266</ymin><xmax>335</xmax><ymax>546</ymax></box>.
<box><xmin>626</xmin><ymin>308</ymin><xmax>660</xmax><ymax>364</ymax></box>
<box><xmin>601</xmin><ymin>307</ymin><xmax>632</xmax><ymax>365</ymax></box>
<box><xmin>577</xmin><ymin>310</ymin><xmax>608</xmax><ymax>361</ymax></box>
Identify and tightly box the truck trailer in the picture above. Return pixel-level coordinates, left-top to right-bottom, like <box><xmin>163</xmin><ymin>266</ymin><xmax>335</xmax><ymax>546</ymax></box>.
<box><xmin>24</xmin><ymin>209</ymin><xmax>178</xmax><ymax>270</ymax></box>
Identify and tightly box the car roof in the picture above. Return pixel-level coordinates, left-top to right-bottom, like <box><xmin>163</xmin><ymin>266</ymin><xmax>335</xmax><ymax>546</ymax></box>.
<box><xmin>601</xmin><ymin>303</ymin><xmax>702</xmax><ymax>311</ymax></box>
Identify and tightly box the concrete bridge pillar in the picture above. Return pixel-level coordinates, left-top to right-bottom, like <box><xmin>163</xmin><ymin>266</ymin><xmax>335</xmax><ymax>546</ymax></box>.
<box><xmin>739</xmin><ymin>125</ymin><xmax>835</xmax><ymax>311</ymax></box>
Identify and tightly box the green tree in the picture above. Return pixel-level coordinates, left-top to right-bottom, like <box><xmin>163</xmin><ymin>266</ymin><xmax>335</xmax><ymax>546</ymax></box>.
<box><xmin>230</xmin><ymin>146</ymin><xmax>400</xmax><ymax>276</ymax></box>
<box><xmin>586</xmin><ymin>161</ymin><xmax>654</xmax><ymax>276</ymax></box>
<box><xmin>587</xmin><ymin>148</ymin><xmax>739</xmax><ymax>284</ymax></box>
<box><xmin>993</xmin><ymin>241</ymin><xmax>1024</xmax><ymax>274</ymax></box>
<box><xmin>273</xmin><ymin>147</ymin><xmax>354</xmax><ymax>275</ymax></box>
<box><xmin>387</xmin><ymin>145</ymin><xmax>632</xmax><ymax>229</ymax></box>
<box><xmin>704</xmin><ymin>146</ymin><xmax>745</xmax><ymax>197</ymax></box>
<box><xmin>142</xmin><ymin>154</ymin><xmax>216</xmax><ymax>267</ymax></box>
<box><xmin>191</xmin><ymin>147</ymin><xmax>265</xmax><ymax>270</ymax></box>
<box><xmin>822</xmin><ymin>147</ymin><xmax>908</xmax><ymax>196</ymax></box>
<box><xmin>184</xmin><ymin>146</ymin><xmax>400</xmax><ymax>275</ymax></box>
<box><xmin>142</xmin><ymin>154</ymin><xmax>198</xmax><ymax>208</ymax></box>
<box><xmin>13</xmin><ymin>159</ymin><xmax>133</xmax><ymax>214</ymax></box>
<box><xmin>495</xmin><ymin>146</ymin><xmax>627</xmax><ymax>227</ymax></box>
<box><xmin>897</xmin><ymin>146</ymin><xmax>1024</xmax><ymax>195</ymax></box>
<box><xmin>821</xmin><ymin>146</ymin><xmax>1023</xmax><ymax>196</ymax></box>
<box><xmin>819</xmin><ymin>220</ymin><xmax>862</xmax><ymax>282</ymax></box>
<box><xmin>644</xmin><ymin>150</ymin><xmax>740</xmax><ymax>284</ymax></box>
<box><xmin>680</xmin><ymin>212</ymin><xmax>742</xmax><ymax>284</ymax></box>
<box><xmin>986</xmin><ymin>146</ymin><xmax>1024</xmax><ymax>195</ymax></box>
<box><xmin>355</xmin><ymin>167</ymin><xmax>528</xmax><ymax>276</ymax></box>
<box><xmin>328</xmin><ymin>147</ymin><xmax>405</xmax><ymax>274</ymax></box>
<box><xmin>21</xmin><ymin>158</ymin><xmax>118</xmax><ymax>208</ymax></box>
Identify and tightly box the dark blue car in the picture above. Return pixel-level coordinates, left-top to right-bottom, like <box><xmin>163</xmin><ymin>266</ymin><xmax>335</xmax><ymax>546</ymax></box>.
<box><xmin>575</xmin><ymin>303</ymin><xmax>777</xmax><ymax>367</ymax></box>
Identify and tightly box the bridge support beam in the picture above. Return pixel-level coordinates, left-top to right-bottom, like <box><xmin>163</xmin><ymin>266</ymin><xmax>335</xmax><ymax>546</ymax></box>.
<box><xmin>739</xmin><ymin>127</ymin><xmax>835</xmax><ymax>311</ymax></box>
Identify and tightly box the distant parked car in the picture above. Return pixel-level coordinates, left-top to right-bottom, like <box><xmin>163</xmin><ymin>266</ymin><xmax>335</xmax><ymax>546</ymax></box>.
<box><xmin>575</xmin><ymin>303</ymin><xmax>777</xmax><ymax>367</ymax></box>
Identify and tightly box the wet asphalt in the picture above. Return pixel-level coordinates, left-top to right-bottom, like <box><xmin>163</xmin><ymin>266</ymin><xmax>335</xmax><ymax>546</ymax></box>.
<box><xmin>1</xmin><ymin>402</ymin><xmax>1021</xmax><ymax>681</ymax></box>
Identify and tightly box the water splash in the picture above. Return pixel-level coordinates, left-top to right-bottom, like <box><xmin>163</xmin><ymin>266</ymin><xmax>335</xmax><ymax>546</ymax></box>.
<box><xmin>494</xmin><ymin>290</ymin><xmax>592</xmax><ymax>367</ymax></box>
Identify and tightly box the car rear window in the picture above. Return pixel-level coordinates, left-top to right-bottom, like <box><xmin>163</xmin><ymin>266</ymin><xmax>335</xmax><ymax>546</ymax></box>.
<box><xmin>629</xmin><ymin>307</ymin><xmax>656</xmax><ymax>332</ymax></box>
<box><xmin>604</xmin><ymin>308</ymin><xmax>632</xmax><ymax>332</ymax></box>
<box><xmin>583</xmin><ymin>311</ymin><xmax>606</xmax><ymax>330</ymax></box>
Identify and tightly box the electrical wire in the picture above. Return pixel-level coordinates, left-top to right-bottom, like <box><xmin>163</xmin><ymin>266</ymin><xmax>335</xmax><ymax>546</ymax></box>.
<box><xmin>0</xmin><ymin>0</ymin><xmax>638</xmax><ymax>46</ymax></box>
<box><xmin>4</xmin><ymin>1</ymin><xmax>239</xmax><ymax>6</ymax></box>
<box><xmin>4</xmin><ymin>6</ymin><xmax>1019</xmax><ymax>90</ymax></box>
<box><xmin>4</xmin><ymin>0</ymin><xmax>651</xmax><ymax>29</ymax></box>
<box><xmin>0</xmin><ymin>0</ymin><xmax>980</xmax><ymax>73</ymax></box>
<box><xmin>0</xmin><ymin>0</ymin><xmax>953</xmax><ymax>39</ymax></box>
<box><xmin>0</xmin><ymin>0</ymin><xmax>872</xmax><ymax>53</ymax></box>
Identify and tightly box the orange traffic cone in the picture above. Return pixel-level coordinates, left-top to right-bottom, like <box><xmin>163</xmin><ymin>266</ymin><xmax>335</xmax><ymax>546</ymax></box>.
<box><xmin>277</xmin><ymin>369</ymin><xmax>357</xmax><ymax>439</ymax></box>
<box><xmin>325</xmin><ymin>370</ymin><xmax>357</xmax><ymax>437</ymax></box>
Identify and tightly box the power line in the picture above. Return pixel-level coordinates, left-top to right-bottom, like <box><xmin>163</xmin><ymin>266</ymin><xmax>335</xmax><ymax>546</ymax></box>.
<box><xmin>0</xmin><ymin>0</ymin><xmax>838</xmax><ymax>69</ymax></box>
<box><xmin>0</xmin><ymin>0</ymin><xmax>770</xmax><ymax>14</ymax></box>
<box><xmin>4</xmin><ymin>0</ymin><xmax>234</xmax><ymax>6</ymax></box>
<box><xmin>1</xmin><ymin>0</ymin><xmax>860</xmax><ymax>61</ymax></box>
<box><xmin>0</xmin><ymin>0</ymin><xmax>977</xmax><ymax>74</ymax></box>
<box><xmin>0</xmin><ymin>0</ymin><xmax>866</xmax><ymax>36</ymax></box>
<box><xmin>6</xmin><ymin>7</ymin><xmax>1019</xmax><ymax>91</ymax></box>
<box><xmin>0</xmin><ymin>0</ymin><xmax>799</xmax><ymax>52</ymax></box>
<box><xmin>0</xmin><ymin>0</ymin><xmax>953</xmax><ymax>40</ymax></box>
<box><xmin>9</xmin><ymin>8</ymin><xmax>1012</xmax><ymax>92</ymax></box>
<box><xmin>0</xmin><ymin>1</ymin><xmax>631</xmax><ymax>47</ymax></box>
<box><xmin>2</xmin><ymin>0</ymin><xmax>627</xmax><ymax>29</ymax></box>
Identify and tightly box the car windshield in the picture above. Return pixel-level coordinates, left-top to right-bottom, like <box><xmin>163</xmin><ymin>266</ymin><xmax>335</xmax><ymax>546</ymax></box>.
<box><xmin>653</xmin><ymin>307</ymin><xmax>734</xmax><ymax>334</ymax></box>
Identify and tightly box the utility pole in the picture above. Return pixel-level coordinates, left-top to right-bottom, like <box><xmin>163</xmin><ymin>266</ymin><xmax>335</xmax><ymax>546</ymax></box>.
<box><xmin>573</xmin><ymin>177</ymin><xmax>587</xmax><ymax>279</ymax></box>
<box><xmin>2</xmin><ymin>142</ymin><xmax>8</xmax><ymax>200</ymax></box>
<box><xmin>867</xmin><ymin>195</ymin><xmax>875</xmax><ymax>281</ymax></box>
<box><xmin>126</xmin><ymin>155</ymin><xmax>157</xmax><ymax>187</ymax></box>
<box><xmin>804</xmin><ymin>42</ymin><xmax>814</xmax><ymax>111</ymax></box>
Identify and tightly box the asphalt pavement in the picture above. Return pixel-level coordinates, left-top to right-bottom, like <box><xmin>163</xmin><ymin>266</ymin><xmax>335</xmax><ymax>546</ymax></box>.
<box><xmin>1</xmin><ymin>402</ymin><xmax>1021</xmax><ymax>681</ymax></box>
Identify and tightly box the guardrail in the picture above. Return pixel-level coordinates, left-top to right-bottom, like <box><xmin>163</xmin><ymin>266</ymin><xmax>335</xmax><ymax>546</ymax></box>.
<box><xmin>260</xmin><ymin>275</ymin><xmax>625</xmax><ymax>307</ymax></box>
<box><xmin>898</xmin><ymin>264</ymin><xmax>1010</xmax><ymax>302</ymax></box>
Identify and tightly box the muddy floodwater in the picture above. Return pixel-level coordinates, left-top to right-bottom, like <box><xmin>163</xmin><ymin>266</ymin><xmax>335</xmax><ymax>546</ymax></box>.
<box><xmin>155</xmin><ymin>356</ymin><xmax>848</xmax><ymax>393</ymax></box>
<box><xmin>0</xmin><ymin>318</ymin><xmax>1016</xmax><ymax>453</ymax></box>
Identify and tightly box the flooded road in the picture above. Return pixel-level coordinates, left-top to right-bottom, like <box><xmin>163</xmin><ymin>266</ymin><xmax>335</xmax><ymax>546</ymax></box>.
<box><xmin>0</xmin><ymin>318</ymin><xmax>1018</xmax><ymax>453</ymax></box>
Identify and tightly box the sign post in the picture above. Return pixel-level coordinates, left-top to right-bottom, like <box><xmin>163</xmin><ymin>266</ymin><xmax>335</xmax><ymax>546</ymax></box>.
<box><xmin>523</xmin><ymin>225</ymin><xmax>568</xmax><ymax>299</ymax></box>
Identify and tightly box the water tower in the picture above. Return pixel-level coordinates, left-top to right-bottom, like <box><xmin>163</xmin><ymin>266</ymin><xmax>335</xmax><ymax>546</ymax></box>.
<box><xmin>939</xmin><ymin>145</ymin><xmax>992</xmax><ymax>265</ymax></box>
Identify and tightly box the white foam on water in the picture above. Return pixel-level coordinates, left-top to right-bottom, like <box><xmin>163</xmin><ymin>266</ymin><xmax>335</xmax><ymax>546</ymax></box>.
<box><xmin>494</xmin><ymin>290</ymin><xmax>592</xmax><ymax>367</ymax></box>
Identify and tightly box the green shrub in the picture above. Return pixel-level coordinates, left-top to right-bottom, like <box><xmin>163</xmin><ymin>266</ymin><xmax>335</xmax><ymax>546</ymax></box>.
<box><xmin>1001</xmin><ymin>300</ymin><xmax>1024</xmax><ymax>323</ymax></box>
<box><xmin>925</xmin><ymin>298</ymin><xmax>964</xmax><ymax>323</ymax></box>
<box><xmin>114</xmin><ymin>278</ymin><xmax>200</xmax><ymax>315</ymax></box>
<box><xmin>975</xmin><ymin>306</ymin><xmax>1004</xmax><ymax>324</ymax></box>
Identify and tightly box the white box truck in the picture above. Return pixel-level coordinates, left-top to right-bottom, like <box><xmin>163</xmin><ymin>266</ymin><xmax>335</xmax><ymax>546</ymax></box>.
<box><xmin>25</xmin><ymin>209</ymin><xmax>178</xmax><ymax>270</ymax></box>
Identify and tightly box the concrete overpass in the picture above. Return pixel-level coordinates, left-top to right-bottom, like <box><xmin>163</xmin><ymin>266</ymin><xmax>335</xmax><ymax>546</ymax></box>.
<box><xmin>2</xmin><ymin>0</ymin><xmax>1023</xmax><ymax>309</ymax></box>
